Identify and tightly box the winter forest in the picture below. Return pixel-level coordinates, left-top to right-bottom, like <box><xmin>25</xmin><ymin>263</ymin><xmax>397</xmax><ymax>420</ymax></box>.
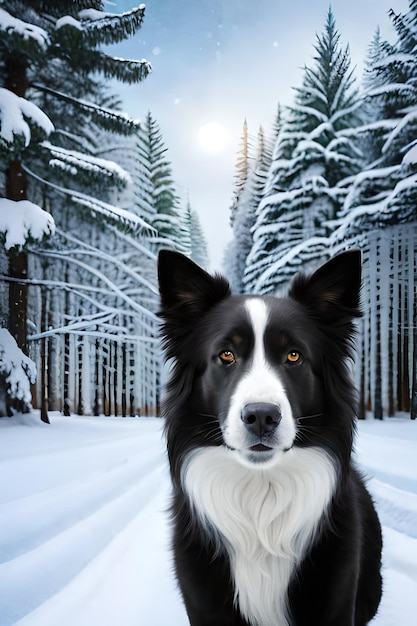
<box><xmin>0</xmin><ymin>0</ymin><xmax>417</xmax><ymax>422</ymax></box>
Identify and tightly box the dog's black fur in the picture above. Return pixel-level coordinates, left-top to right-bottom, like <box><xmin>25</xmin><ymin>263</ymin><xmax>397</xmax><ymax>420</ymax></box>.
<box><xmin>158</xmin><ymin>249</ymin><xmax>382</xmax><ymax>626</ymax></box>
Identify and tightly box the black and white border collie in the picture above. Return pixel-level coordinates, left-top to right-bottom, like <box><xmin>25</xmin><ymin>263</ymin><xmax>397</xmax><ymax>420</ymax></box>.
<box><xmin>158</xmin><ymin>249</ymin><xmax>382</xmax><ymax>626</ymax></box>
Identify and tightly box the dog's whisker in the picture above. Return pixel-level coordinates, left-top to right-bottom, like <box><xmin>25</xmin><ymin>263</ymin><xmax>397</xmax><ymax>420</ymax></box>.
<box><xmin>296</xmin><ymin>413</ymin><xmax>323</xmax><ymax>422</ymax></box>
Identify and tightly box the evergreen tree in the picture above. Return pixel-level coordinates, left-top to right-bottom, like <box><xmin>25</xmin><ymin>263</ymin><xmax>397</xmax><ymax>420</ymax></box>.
<box><xmin>264</xmin><ymin>103</ymin><xmax>286</xmax><ymax>195</ymax></box>
<box><xmin>252</xmin><ymin>127</ymin><xmax>274</xmax><ymax>219</ymax></box>
<box><xmin>224</xmin><ymin>162</ymin><xmax>254</xmax><ymax>293</ymax></box>
<box><xmin>187</xmin><ymin>201</ymin><xmax>209</xmax><ymax>269</ymax></box>
<box><xmin>354</xmin><ymin>27</ymin><xmax>391</xmax><ymax>168</ymax></box>
<box><xmin>0</xmin><ymin>1</ymin><xmax>151</xmax><ymax>357</ymax></box>
<box><xmin>247</xmin><ymin>8</ymin><xmax>364</xmax><ymax>294</ymax></box>
<box><xmin>336</xmin><ymin>0</ymin><xmax>417</xmax><ymax>239</ymax></box>
<box><xmin>134</xmin><ymin>111</ymin><xmax>186</xmax><ymax>252</ymax></box>
<box><xmin>0</xmin><ymin>1</ymin><xmax>152</xmax><ymax>417</ymax></box>
<box><xmin>332</xmin><ymin>2</ymin><xmax>417</xmax><ymax>421</ymax></box>
<box><xmin>363</xmin><ymin>27</ymin><xmax>387</xmax><ymax>92</ymax></box>
<box><xmin>225</xmin><ymin>125</ymin><xmax>274</xmax><ymax>293</ymax></box>
<box><xmin>229</xmin><ymin>118</ymin><xmax>250</xmax><ymax>227</ymax></box>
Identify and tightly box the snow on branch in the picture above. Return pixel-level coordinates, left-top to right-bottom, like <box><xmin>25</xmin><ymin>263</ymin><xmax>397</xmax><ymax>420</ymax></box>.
<box><xmin>340</xmin><ymin>165</ymin><xmax>398</xmax><ymax>215</ymax></box>
<box><xmin>0</xmin><ymin>199</ymin><xmax>55</xmax><ymax>250</ymax></box>
<box><xmin>79</xmin><ymin>5</ymin><xmax>146</xmax><ymax>44</ymax></box>
<box><xmin>403</xmin><ymin>144</ymin><xmax>417</xmax><ymax>164</ymax></box>
<box><xmin>305</xmin><ymin>122</ymin><xmax>333</xmax><ymax>141</ymax></box>
<box><xmin>35</xmin><ymin>249</ymin><xmax>159</xmax><ymax>321</ymax></box>
<box><xmin>330</xmin><ymin>100</ymin><xmax>363</xmax><ymax>126</ymax></box>
<box><xmin>56</xmin><ymin>5</ymin><xmax>146</xmax><ymax>46</ymax></box>
<box><xmin>70</xmin><ymin>196</ymin><xmax>151</xmax><ymax>232</ymax></box>
<box><xmin>333</xmin><ymin>172</ymin><xmax>417</xmax><ymax>240</ymax></box>
<box><xmin>382</xmin><ymin>109</ymin><xmax>417</xmax><ymax>154</ymax></box>
<box><xmin>373</xmin><ymin>53</ymin><xmax>416</xmax><ymax>70</ymax></box>
<box><xmin>288</xmin><ymin>104</ymin><xmax>327</xmax><ymax>123</ymax></box>
<box><xmin>32</xmin><ymin>84</ymin><xmax>142</xmax><ymax>133</ymax></box>
<box><xmin>254</xmin><ymin>237</ymin><xmax>329</xmax><ymax>292</ymax></box>
<box><xmin>0</xmin><ymin>88</ymin><xmax>54</xmax><ymax>148</ymax></box>
<box><xmin>0</xmin><ymin>329</ymin><xmax>37</xmax><ymax>407</ymax></box>
<box><xmin>343</xmin><ymin>119</ymin><xmax>398</xmax><ymax>137</ymax></box>
<box><xmin>54</xmin><ymin>228</ymin><xmax>159</xmax><ymax>296</ymax></box>
<box><xmin>24</xmin><ymin>165</ymin><xmax>152</xmax><ymax>234</ymax></box>
<box><xmin>0</xmin><ymin>7</ymin><xmax>49</xmax><ymax>51</ymax></box>
<box><xmin>368</xmin><ymin>83</ymin><xmax>416</xmax><ymax>99</ymax></box>
<box><xmin>41</xmin><ymin>141</ymin><xmax>132</xmax><ymax>184</ymax></box>
<box><xmin>97</xmin><ymin>52</ymin><xmax>152</xmax><ymax>84</ymax></box>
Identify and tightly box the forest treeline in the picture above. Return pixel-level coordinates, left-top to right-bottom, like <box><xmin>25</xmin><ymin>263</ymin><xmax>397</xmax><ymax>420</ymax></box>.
<box><xmin>224</xmin><ymin>5</ymin><xmax>417</xmax><ymax>419</ymax></box>
<box><xmin>0</xmin><ymin>1</ymin><xmax>208</xmax><ymax>419</ymax></box>
<box><xmin>1</xmin><ymin>1</ymin><xmax>416</xmax><ymax>420</ymax></box>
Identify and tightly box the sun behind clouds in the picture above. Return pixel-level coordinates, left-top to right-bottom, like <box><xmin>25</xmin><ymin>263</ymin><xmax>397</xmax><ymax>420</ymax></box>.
<box><xmin>198</xmin><ymin>121</ymin><xmax>229</xmax><ymax>154</ymax></box>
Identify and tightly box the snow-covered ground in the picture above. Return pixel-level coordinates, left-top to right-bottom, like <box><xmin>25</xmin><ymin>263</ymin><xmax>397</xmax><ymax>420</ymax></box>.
<box><xmin>0</xmin><ymin>412</ymin><xmax>416</xmax><ymax>626</ymax></box>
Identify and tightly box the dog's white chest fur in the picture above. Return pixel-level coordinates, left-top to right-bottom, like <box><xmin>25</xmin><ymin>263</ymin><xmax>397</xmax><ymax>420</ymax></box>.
<box><xmin>182</xmin><ymin>446</ymin><xmax>336</xmax><ymax>626</ymax></box>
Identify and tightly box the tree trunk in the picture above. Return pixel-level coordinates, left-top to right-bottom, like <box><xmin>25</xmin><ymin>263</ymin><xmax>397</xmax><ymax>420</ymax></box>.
<box><xmin>121</xmin><ymin>342</ymin><xmax>127</xmax><ymax>417</ymax></box>
<box><xmin>6</xmin><ymin>158</ymin><xmax>28</xmax><ymax>353</ymax></box>
<box><xmin>39</xmin><ymin>287</ymin><xmax>50</xmax><ymax>424</ymax></box>
<box><xmin>5</xmin><ymin>56</ymin><xmax>29</xmax><ymax>351</ymax></box>
<box><xmin>8</xmin><ymin>243</ymin><xmax>28</xmax><ymax>353</ymax></box>
<box><xmin>4</xmin><ymin>56</ymin><xmax>35</xmax><ymax>416</ymax></box>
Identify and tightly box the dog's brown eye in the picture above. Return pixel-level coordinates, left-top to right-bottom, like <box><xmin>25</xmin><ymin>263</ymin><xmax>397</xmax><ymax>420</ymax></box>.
<box><xmin>219</xmin><ymin>350</ymin><xmax>236</xmax><ymax>365</ymax></box>
<box><xmin>287</xmin><ymin>351</ymin><xmax>301</xmax><ymax>364</ymax></box>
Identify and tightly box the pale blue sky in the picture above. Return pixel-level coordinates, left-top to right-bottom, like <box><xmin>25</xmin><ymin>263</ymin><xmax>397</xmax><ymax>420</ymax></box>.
<box><xmin>109</xmin><ymin>0</ymin><xmax>409</xmax><ymax>269</ymax></box>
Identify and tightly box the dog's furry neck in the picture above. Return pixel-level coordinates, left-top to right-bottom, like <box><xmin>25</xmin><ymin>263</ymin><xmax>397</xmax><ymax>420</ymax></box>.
<box><xmin>182</xmin><ymin>445</ymin><xmax>336</xmax><ymax>626</ymax></box>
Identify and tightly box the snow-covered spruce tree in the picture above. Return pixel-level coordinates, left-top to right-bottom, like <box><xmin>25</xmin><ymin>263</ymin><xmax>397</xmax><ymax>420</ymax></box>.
<box><xmin>266</xmin><ymin>104</ymin><xmax>286</xmax><ymax>194</ymax></box>
<box><xmin>225</xmin><ymin>125</ymin><xmax>273</xmax><ymax>294</ymax></box>
<box><xmin>229</xmin><ymin>118</ymin><xmax>250</xmax><ymax>228</ymax></box>
<box><xmin>244</xmin><ymin>107</ymin><xmax>287</xmax><ymax>293</ymax></box>
<box><xmin>225</xmin><ymin>119</ymin><xmax>256</xmax><ymax>292</ymax></box>
<box><xmin>336</xmin><ymin>0</ymin><xmax>417</xmax><ymax>237</ymax></box>
<box><xmin>0</xmin><ymin>1</ymin><xmax>152</xmax><ymax>418</ymax></box>
<box><xmin>247</xmin><ymin>126</ymin><xmax>274</xmax><ymax>235</ymax></box>
<box><xmin>333</xmin><ymin>0</ymin><xmax>417</xmax><ymax>418</ymax></box>
<box><xmin>134</xmin><ymin>111</ymin><xmax>187</xmax><ymax>252</ymax></box>
<box><xmin>189</xmin><ymin>207</ymin><xmax>209</xmax><ymax>269</ymax></box>
<box><xmin>350</xmin><ymin>26</ymin><xmax>393</xmax><ymax>171</ymax></box>
<box><xmin>247</xmin><ymin>8</ymin><xmax>364</xmax><ymax>294</ymax></box>
<box><xmin>181</xmin><ymin>198</ymin><xmax>209</xmax><ymax>269</ymax></box>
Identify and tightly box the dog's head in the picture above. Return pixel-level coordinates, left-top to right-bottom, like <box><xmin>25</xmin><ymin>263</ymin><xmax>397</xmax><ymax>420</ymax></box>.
<box><xmin>158</xmin><ymin>250</ymin><xmax>361</xmax><ymax>468</ymax></box>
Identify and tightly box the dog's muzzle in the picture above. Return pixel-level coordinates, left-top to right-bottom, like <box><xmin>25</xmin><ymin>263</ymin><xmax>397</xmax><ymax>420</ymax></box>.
<box><xmin>241</xmin><ymin>402</ymin><xmax>282</xmax><ymax>438</ymax></box>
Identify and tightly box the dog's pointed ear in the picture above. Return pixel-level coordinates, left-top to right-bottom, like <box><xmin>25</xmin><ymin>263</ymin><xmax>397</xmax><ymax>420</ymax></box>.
<box><xmin>158</xmin><ymin>250</ymin><xmax>230</xmax><ymax>318</ymax></box>
<box><xmin>289</xmin><ymin>249</ymin><xmax>362</xmax><ymax>320</ymax></box>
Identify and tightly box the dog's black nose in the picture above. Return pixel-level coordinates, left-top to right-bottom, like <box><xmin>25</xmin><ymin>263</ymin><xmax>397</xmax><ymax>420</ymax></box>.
<box><xmin>241</xmin><ymin>403</ymin><xmax>282</xmax><ymax>437</ymax></box>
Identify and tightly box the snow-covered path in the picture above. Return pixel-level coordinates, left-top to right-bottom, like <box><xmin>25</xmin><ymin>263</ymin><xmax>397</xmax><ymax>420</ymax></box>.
<box><xmin>0</xmin><ymin>413</ymin><xmax>416</xmax><ymax>625</ymax></box>
<box><xmin>355</xmin><ymin>419</ymin><xmax>417</xmax><ymax>626</ymax></box>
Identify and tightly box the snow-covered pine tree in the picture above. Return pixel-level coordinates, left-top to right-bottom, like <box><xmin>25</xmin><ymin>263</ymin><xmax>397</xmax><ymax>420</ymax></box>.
<box><xmin>134</xmin><ymin>111</ymin><xmax>186</xmax><ymax>252</ymax></box>
<box><xmin>177</xmin><ymin>203</ymin><xmax>192</xmax><ymax>258</ymax></box>
<box><xmin>333</xmin><ymin>0</ymin><xmax>417</xmax><ymax>418</ymax></box>
<box><xmin>224</xmin><ymin>119</ymin><xmax>252</xmax><ymax>292</ymax></box>
<box><xmin>229</xmin><ymin>118</ymin><xmax>250</xmax><ymax>228</ymax></box>
<box><xmin>183</xmin><ymin>199</ymin><xmax>209</xmax><ymax>268</ymax></box>
<box><xmin>0</xmin><ymin>0</ymin><xmax>150</xmax><ymax>339</ymax></box>
<box><xmin>266</xmin><ymin>104</ymin><xmax>286</xmax><ymax>193</ymax></box>
<box><xmin>247</xmin><ymin>8</ymin><xmax>364</xmax><ymax>294</ymax></box>
<box><xmin>337</xmin><ymin>0</ymin><xmax>417</xmax><ymax>236</ymax></box>
<box><xmin>225</xmin><ymin>125</ymin><xmax>273</xmax><ymax>294</ymax></box>
<box><xmin>244</xmin><ymin>107</ymin><xmax>288</xmax><ymax>292</ymax></box>
<box><xmin>354</xmin><ymin>26</ymin><xmax>392</xmax><ymax>169</ymax></box>
<box><xmin>363</xmin><ymin>26</ymin><xmax>390</xmax><ymax>92</ymax></box>
<box><xmin>0</xmin><ymin>1</ymin><xmax>152</xmax><ymax>418</ymax></box>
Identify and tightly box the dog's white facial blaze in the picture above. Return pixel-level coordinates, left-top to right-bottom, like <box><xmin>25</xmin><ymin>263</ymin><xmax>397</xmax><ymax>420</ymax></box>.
<box><xmin>222</xmin><ymin>298</ymin><xmax>296</xmax><ymax>464</ymax></box>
